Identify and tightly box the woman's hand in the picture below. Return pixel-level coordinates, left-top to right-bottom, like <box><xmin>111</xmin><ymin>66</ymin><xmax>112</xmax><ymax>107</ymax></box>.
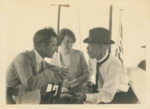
<box><xmin>62</xmin><ymin>87</ymin><xmax>69</xmax><ymax>94</ymax></box>
<box><xmin>63</xmin><ymin>79</ymin><xmax>70</xmax><ymax>88</ymax></box>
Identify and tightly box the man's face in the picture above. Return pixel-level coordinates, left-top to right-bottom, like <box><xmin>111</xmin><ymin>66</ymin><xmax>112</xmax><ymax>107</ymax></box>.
<box><xmin>44</xmin><ymin>37</ymin><xmax>58</xmax><ymax>58</ymax></box>
<box><xmin>87</xmin><ymin>43</ymin><xmax>100</xmax><ymax>59</ymax></box>
<box><xmin>87</xmin><ymin>43</ymin><xmax>108</xmax><ymax>60</ymax></box>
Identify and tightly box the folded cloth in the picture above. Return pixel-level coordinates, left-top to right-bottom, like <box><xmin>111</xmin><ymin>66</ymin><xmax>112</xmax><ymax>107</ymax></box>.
<box><xmin>6</xmin><ymin>87</ymin><xmax>19</xmax><ymax>104</ymax></box>
<box><xmin>59</xmin><ymin>94</ymin><xmax>72</xmax><ymax>104</ymax></box>
<box><xmin>69</xmin><ymin>79</ymin><xmax>79</xmax><ymax>88</ymax></box>
<box><xmin>59</xmin><ymin>94</ymin><xmax>84</xmax><ymax>104</ymax></box>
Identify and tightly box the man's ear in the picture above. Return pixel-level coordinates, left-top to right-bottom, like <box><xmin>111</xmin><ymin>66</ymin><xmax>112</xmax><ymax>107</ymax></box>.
<box><xmin>97</xmin><ymin>49</ymin><xmax>101</xmax><ymax>57</ymax></box>
<box><xmin>41</xmin><ymin>42</ymin><xmax>47</xmax><ymax>50</ymax></box>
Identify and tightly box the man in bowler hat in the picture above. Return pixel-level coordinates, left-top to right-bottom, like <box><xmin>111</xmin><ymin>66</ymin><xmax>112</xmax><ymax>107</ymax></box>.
<box><xmin>76</xmin><ymin>27</ymin><xmax>138</xmax><ymax>104</ymax></box>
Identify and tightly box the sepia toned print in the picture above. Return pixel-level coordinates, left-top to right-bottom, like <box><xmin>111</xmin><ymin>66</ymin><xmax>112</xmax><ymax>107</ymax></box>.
<box><xmin>0</xmin><ymin>0</ymin><xmax>150</xmax><ymax>108</ymax></box>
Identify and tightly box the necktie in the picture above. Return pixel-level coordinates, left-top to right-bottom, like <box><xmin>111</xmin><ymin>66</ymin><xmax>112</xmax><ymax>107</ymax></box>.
<box><xmin>96</xmin><ymin>62</ymin><xmax>103</xmax><ymax>90</ymax></box>
<box><xmin>40</xmin><ymin>61</ymin><xmax>45</xmax><ymax>72</ymax></box>
<box><xmin>40</xmin><ymin>61</ymin><xmax>47</xmax><ymax>96</ymax></box>
<box><xmin>95</xmin><ymin>54</ymin><xmax>110</xmax><ymax>91</ymax></box>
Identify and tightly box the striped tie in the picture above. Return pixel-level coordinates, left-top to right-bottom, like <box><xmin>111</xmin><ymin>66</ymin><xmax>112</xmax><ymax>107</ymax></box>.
<box><xmin>40</xmin><ymin>61</ymin><xmax>47</xmax><ymax>97</ymax></box>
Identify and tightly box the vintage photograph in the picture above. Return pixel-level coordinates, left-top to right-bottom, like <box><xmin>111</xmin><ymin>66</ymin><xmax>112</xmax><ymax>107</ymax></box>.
<box><xmin>0</xmin><ymin>0</ymin><xmax>150</xmax><ymax>108</ymax></box>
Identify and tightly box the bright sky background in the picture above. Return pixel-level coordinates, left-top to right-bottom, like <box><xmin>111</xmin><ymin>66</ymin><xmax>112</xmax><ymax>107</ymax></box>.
<box><xmin>1</xmin><ymin>0</ymin><xmax>149</xmax><ymax>69</ymax></box>
<box><xmin>0</xmin><ymin>0</ymin><xmax>150</xmax><ymax>107</ymax></box>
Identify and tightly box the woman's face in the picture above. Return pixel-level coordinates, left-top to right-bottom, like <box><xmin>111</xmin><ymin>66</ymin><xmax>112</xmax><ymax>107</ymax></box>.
<box><xmin>60</xmin><ymin>35</ymin><xmax>74</xmax><ymax>53</ymax></box>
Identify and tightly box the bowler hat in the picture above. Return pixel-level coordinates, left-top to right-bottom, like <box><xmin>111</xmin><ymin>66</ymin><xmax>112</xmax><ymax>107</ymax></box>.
<box><xmin>83</xmin><ymin>27</ymin><xmax>115</xmax><ymax>44</ymax></box>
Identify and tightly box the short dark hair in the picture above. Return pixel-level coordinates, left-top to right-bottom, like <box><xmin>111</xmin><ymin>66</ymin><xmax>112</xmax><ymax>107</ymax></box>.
<box><xmin>33</xmin><ymin>27</ymin><xmax>57</xmax><ymax>48</ymax></box>
<box><xmin>57</xmin><ymin>28</ymin><xmax>76</xmax><ymax>46</ymax></box>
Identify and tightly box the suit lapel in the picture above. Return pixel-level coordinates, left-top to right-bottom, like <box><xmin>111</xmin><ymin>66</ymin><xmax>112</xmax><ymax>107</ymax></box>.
<box><xmin>70</xmin><ymin>49</ymin><xmax>76</xmax><ymax>73</ymax></box>
<box><xmin>27</xmin><ymin>50</ymin><xmax>38</xmax><ymax>75</ymax></box>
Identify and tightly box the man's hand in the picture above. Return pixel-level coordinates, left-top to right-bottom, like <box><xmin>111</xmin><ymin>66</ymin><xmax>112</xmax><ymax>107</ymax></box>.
<box><xmin>50</xmin><ymin>67</ymin><xmax>68</xmax><ymax>80</ymax></box>
<box><xmin>45</xmin><ymin>63</ymin><xmax>68</xmax><ymax>79</ymax></box>
<box><xmin>43</xmin><ymin>67</ymin><xmax>68</xmax><ymax>84</ymax></box>
<box><xmin>72</xmin><ymin>92</ymin><xmax>86</xmax><ymax>103</ymax></box>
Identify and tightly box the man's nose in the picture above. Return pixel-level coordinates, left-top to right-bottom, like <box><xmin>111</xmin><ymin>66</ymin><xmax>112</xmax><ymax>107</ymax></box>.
<box><xmin>87</xmin><ymin>45</ymin><xmax>89</xmax><ymax>50</ymax></box>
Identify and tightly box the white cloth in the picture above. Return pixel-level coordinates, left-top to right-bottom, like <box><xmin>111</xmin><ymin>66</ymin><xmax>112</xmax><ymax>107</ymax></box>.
<box><xmin>86</xmin><ymin>54</ymin><xmax>129</xmax><ymax>104</ymax></box>
<box><xmin>127</xmin><ymin>67</ymin><xmax>146</xmax><ymax>103</ymax></box>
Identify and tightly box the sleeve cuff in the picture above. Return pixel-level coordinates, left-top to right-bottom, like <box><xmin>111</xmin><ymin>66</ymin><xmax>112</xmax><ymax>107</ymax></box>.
<box><xmin>85</xmin><ymin>94</ymin><xmax>93</xmax><ymax>103</ymax></box>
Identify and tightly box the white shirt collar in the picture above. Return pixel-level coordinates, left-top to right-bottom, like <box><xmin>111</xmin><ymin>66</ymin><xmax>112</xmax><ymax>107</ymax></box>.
<box><xmin>97</xmin><ymin>51</ymin><xmax>109</xmax><ymax>63</ymax></box>
<box><xmin>34</xmin><ymin>49</ymin><xmax>43</xmax><ymax>64</ymax></box>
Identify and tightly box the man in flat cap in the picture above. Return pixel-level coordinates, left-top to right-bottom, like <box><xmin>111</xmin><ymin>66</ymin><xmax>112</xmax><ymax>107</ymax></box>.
<box><xmin>77</xmin><ymin>27</ymin><xmax>138</xmax><ymax>104</ymax></box>
<box><xmin>6</xmin><ymin>27</ymin><xmax>68</xmax><ymax>104</ymax></box>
